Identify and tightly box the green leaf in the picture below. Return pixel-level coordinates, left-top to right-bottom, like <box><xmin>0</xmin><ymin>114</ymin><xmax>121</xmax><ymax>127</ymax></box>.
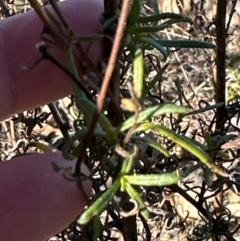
<box><xmin>183</xmin><ymin>102</ymin><xmax>224</xmax><ymax>116</ymax></box>
<box><xmin>139</xmin><ymin>38</ymin><xmax>168</xmax><ymax>58</ymax></box>
<box><xmin>147</xmin><ymin>139</ymin><xmax>170</xmax><ymax>157</ymax></box>
<box><xmin>173</xmin><ymin>78</ymin><xmax>183</xmax><ymax>106</ymax></box>
<box><xmin>78</xmin><ymin>179</ymin><xmax>121</xmax><ymax>225</ymax></box>
<box><xmin>134</xmin><ymin>123</ymin><xmax>228</xmax><ymax>177</ymax></box>
<box><xmin>205</xmin><ymin>132</ymin><xmax>213</xmax><ymax>149</ymax></box>
<box><xmin>35</xmin><ymin>142</ymin><xmax>54</xmax><ymax>152</ymax></box>
<box><xmin>156</xmin><ymin>39</ymin><xmax>216</xmax><ymax>49</ymax></box>
<box><xmin>123</xmin><ymin>173</ymin><xmax>180</xmax><ymax>186</ymax></box>
<box><xmin>120</xmin><ymin>156</ymin><xmax>135</xmax><ymax>175</ymax></box>
<box><xmin>145</xmin><ymin>63</ymin><xmax>169</xmax><ymax>93</ymax></box>
<box><xmin>74</xmin><ymin>84</ymin><xmax>114</xmax><ymax>134</ymax></box>
<box><xmin>163</xmin><ymin>16</ymin><xmax>193</xmax><ymax>25</ymax></box>
<box><xmin>203</xmin><ymin>167</ymin><xmax>213</xmax><ymax>187</ymax></box>
<box><xmin>133</xmin><ymin>48</ymin><xmax>144</xmax><ymax>99</ymax></box>
<box><xmin>92</xmin><ymin>216</ymin><xmax>102</xmax><ymax>241</ymax></box>
<box><xmin>134</xmin><ymin>15</ymin><xmax>193</xmax><ymax>34</ymax></box>
<box><xmin>67</xmin><ymin>44</ymin><xmax>115</xmax><ymax>139</ymax></box>
<box><xmin>117</xmin><ymin>104</ymin><xmax>188</xmax><ymax>133</ymax></box>
<box><xmin>45</xmin><ymin>8</ymin><xmax>65</xmax><ymax>33</ymax></box>
<box><xmin>125</xmin><ymin>182</ymin><xmax>149</xmax><ymax>219</ymax></box>
<box><xmin>99</xmin><ymin>14</ymin><xmax>118</xmax><ymax>32</ymax></box>
<box><xmin>126</xmin><ymin>0</ymin><xmax>141</xmax><ymax>32</ymax></box>
<box><xmin>137</xmin><ymin>12</ymin><xmax>191</xmax><ymax>23</ymax></box>
<box><xmin>132</xmin><ymin>23</ymin><xmax>170</xmax><ymax>33</ymax></box>
<box><xmin>62</xmin><ymin>128</ymin><xmax>88</xmax><ymax>160</ymax></box>
<box><xmin>71</xmin><ymin>129</ymin><xmax>109</xmax><ymax>158</ymax></box>
<box><xmin>121</xmin><ymin>33</ymin><xmax>137</xmax><ymax>59</ymax></box>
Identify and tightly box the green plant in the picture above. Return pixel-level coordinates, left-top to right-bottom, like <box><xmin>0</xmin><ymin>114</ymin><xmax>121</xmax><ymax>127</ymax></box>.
<box><xmin>28</xmin><ymin>0</ymin><xmax>234</xmax><ymax>240</ymax></box>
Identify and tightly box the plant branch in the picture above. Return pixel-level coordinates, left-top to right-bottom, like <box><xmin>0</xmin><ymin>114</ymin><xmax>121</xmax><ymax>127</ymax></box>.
<box><xmin>97</xmin><ymin>0</ymin><xmax>130</xmax><ymax>113</ymax></box>
<box><xmin>215</xmin><ymin>0</ymin><xmax>227</xmax><ymax>134</ymax></box>
<box><xmin>48</xmin><ymin>102</ymin><xmax>70</xmax><ymax>142</ymax></box>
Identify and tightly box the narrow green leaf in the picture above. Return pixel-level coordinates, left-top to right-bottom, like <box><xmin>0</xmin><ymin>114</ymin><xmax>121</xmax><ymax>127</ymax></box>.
<box><xmin>203</xmin><ymin>167</ymin><xmax>213</xmax><ymax>187</ymax></box>
<box><xmin>140</xmin><ymin>38</ymin><xmax>168</xmax><ymax>58</ymax></box>
<box><xmin>74</xmin><ymin>85</ymin><xmax>113</xmax><ymax>133</ymax></box>
<box><xmin>121</xmin><ymin>33</ymin><xmax>137</xmax><ymax>58</ymax></box>
<box><xmin>67</xmin><ymin>44</ymin><xmax>115</xmax><ymax>138</ymax></box>
<box><xmin>163</xmin><ymin>16</ymin><xmax>193</xmax><ymax>25</ymax></box>
<box><xmin>205</xmin><ymin>132</ymin><xmax>213</xmax><ymax>149</ymax></box>
<box><xmin>124</xmin><ymin>173</ymin><xmax>180</xmax><ymax>186</ymax></box>
<box><xmin>35</xmin><ymin>142</ymin><xmax>53</xmax><ymax>153</ymax></box>
<box><xmin>78</xmin><ymin>179</ymin><xmax>121</xmax><ymax>225</ymax></box>
<box><xmin>132</xmin><ymin>23</ymin><xmax>170</xmax><ymax>33</ymax></box>
<box><xmin>133</xmin><ymin>48</ymin><xmax>144</xmax><ymax>99</ymax></box>
<box><xmin>92</xmin><ymin>216</ymin><xmax>102</xmax><ymax>241</ymax></box>
<box><xmin>99</xmin><ymin>14</ymin><xmax>118</xmax><ymax>32</ymax></box>
<box><xmin>147</xmin><ymin>139</ymin><xmax>170</xmax><ymax>157</ymax></box>
<box><xmin>174</xmin><ymin>78</ymin><xmax>183</xmax><ymax>106</ymax></box>
<box><xmin>145</xmin><ymin>63</ymin><xmax>169</xmax><ymax>93</ymax></box>
<box><xmin>45</xmin><ymin>8</ymin><xmax>64</xmax><ymax>33</ymax></box>
<box><xmin>71</xmin><ymin>130</ymin><xmax>110</xmax><ymax>158</ymax></box>
<box><xmin>117</xmin><ymin>104</ymin><xmax>188</xmax><ymax>133</ymax></box>
<box><xmin>62</xmin><ymin>128</ymin><xmax>88</xmax><ymax>160</ymax></box>
<box><xmin>125</xmin><ymin>182</ymin><xmax>149</xmax><ymax>219</ymax></box>
<box><xmin>156</xmin><ymin>39</ymin><xmax>216</xmax><ymax>49</ymax></box>
<box><xmin>183</xmin><ymin>102</ymin><xmax>224</xmax><ymax>116</ymax></box>
<box><xmin>120</xmin><ymin>156</ymin><xmax>135</xmax><ymax>175</ymax></box>
<box><xmin>138</xmin><ymin>12</ymin><xmax>190</xmax><ymax>23</ymax></box>
<box><xmin>120</xmin><ymin>175</ymin><xmax>126</xmax><ymax>192</ymax></box>
<box><xmin>126</xmin><ymin>0</ymin><xmax>141</xmax><ymax>32</ymax></box>
<box><xmin>134</xmin><ymin>123</ymin><xmax>228</xmax><ymax>177</ymax></box>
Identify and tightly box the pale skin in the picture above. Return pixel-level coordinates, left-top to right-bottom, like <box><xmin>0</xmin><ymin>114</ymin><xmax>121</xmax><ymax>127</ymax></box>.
<box><xmin>0</xmin><ymin>0</ymin><xmax>103</xmax><ymax>240</ymax></box>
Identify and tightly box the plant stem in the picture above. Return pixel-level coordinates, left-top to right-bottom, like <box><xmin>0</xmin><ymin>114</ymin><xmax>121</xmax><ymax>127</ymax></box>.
<box><xmin>215</xmin><ymin>0</ymin><xmax>227</xmax><ymax>134</ymax></box>
<box><xmin>102</xmin><ymin>0</ymin><xmax>122</xmax><ymax>126</ymax></box>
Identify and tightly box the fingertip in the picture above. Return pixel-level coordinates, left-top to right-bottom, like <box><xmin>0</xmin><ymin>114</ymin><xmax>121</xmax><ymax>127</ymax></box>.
<box><xmin>0</xmin><ymin>152</ymin><xmax>91</xmax><ymax>241</ymax></box>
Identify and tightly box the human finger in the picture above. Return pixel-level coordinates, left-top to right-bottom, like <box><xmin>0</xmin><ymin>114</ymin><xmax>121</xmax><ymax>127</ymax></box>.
<box><xmin>0</xmin><ymin>152</ymin><xmax>91</xmax><ymax>241</ymax></box>
<box><xmin>0</xmin><ymin>0</ymin><xmax>103</xmax><ymax>120</ymax></box>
